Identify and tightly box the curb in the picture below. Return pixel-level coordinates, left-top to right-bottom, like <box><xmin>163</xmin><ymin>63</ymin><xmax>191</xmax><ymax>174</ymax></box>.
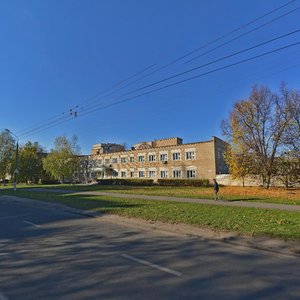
<box><xmin>2</xmin><ymin>195</ymin><xmax>300</xmax><ymax>258</ymax></box>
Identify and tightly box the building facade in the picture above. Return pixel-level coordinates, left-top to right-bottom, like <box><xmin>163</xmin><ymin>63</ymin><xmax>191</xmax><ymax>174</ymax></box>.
<box><xmin>88</xmin><ymin>136</ymin><xmax>228</xmax><ymax>182</ymax></box>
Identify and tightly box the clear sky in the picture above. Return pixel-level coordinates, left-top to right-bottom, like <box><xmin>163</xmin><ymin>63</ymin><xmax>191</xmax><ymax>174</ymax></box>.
<box><xmin>1</xmin><ymin>0</ymin><xmax>299</xmax><ymax>154</ymax></box>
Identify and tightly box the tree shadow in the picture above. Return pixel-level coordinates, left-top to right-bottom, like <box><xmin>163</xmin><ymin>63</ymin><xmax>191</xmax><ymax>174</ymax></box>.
<box><xmin>1</xmin><ymin>210</ymin><xmax>299</xmax><ymax>300</ymax></box>
<box><xmin>226</xmin><ymin>197</ymin><xmax>261</xmax><ymax>202</ymax></box>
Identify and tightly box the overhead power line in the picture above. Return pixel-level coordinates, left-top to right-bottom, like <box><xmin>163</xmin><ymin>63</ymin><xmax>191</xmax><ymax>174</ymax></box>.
<box><xmin>118</xmin><ymin>29</ymin><xmax>300</xmax><ymax>98</ymax></box>
<box><xmin>17</xmin><ymin>64</ymin><xmax>156</xmax><ymax>138</ymax></box>
<box><xmin>73</xmin><ymin>63</ymin><xmax>157</xmax><ymax>109</ymax></box>
<box><xmin>67</xmin><ymin>41</ymin><xmax>300</xmax><ymax>122</ymax></box>
<box><xmin>72</xmin><ymin>1</ymin><xmax>300</xmax><ymax>117</ymax></box>
<box><xmin>19</xmin><ymin>38</ymin><xmax>300</xmax><ymax>139</ymax></box>
<box><xmin>91</xmin><ymin>0</ymin><xmax>299</xmax><ymax>102</ymax></box>
<box><xmin>20</xmin><ymin>47</ymin><xmax>300</xmax><ymax>137</ymax></box>
<box><xmin>185</xmin><ymin>5</ymin><xmax>300</xmax><ymax>64</ymax></box>
<box><xmin>17</xmin><ymin>0</ymin><xmax>299</xmax><ymax>139</ymax></box>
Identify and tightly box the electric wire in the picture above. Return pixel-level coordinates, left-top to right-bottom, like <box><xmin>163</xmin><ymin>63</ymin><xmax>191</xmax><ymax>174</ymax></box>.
<box><xmin>118</xmin><ymin>29</ymin><xmax>300</xmax><ymax>98</ymax></box>
<box><xmin>70</xmin><ymin>1</ymin><xmax>300</xmax><ymax>117</ymax></box>
<box><xmin>19</xmin><ymin>39</ymin><xmax>300</xmax><ymax>139</ymax></box>
<box><xmin>60</xmin><ymin>29</ymin><xmax>300</xmax><ymax>121</ymax></box>
<box><xmin>71</xmin><ymin>63</ymin><xmax>156</xmax><ymax>108</ymax></box>
<box><xmin>17</xmin><ymin>0</ymin><xmax>299</xmax><ymax>139</ymax></box>
<box><xmin>17</xmin><ymin>64</ymin><xmax>156</xmax><ymax>138</ymax></box>
<box><xmin>24</xmin><ymin>39</ymin><xmax>299</xmax><ymax>135</ymax></box>
<box><xmin>18</xmin><ymin>54</ymin><xmax>300</xmax><ymax>141</ymax></box>
<box><xmin>180</xmin><ymin>0</ymin><xmax>298</xmax><ymax>61</ymax></box>
<box><xmin>78</xmin><ymin>41</ymin><xmax>300</xmax><ymax>117</ymax></box>
<box><xmin>89</xmin><ymin>1</ymin><xmax>300</xmax><ymax>104</ymax></box>
<box><xmin>185</xmin><ymin>5</ymin><xmax>300</xmax><ymax>63</ymax></box>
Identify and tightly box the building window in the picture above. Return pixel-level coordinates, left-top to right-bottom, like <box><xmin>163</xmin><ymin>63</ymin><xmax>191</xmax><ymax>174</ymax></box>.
<box><xmin>172</xmin><ymin>152</ymin><xmax>181</xmax><ymax>160</ymax></box>
<box><xmin>138</xmin><ymin>171</ymin><xmax>145</xmax><ymax>178</ymax></box>
<box><xmin>173</xmin><ymin>170</ymin><xmax>181</xmax><ymax>178</ymax></box>
<box><xmin>112</xmin><ymin>170</ymin><xmax>118</xmax><ymax>177</ymax></box>
<box><xmin>97</xmin><ymin>159</ymin><xmax>103</xmax><ymax>166</ymax></box>
<box><xmin>218</xmin><ymin>150</ymin><xmax>222</xmax><ymax>159</ymax></box>
<box><xmin>138</xmin><ymin>155</ymin><xmax>144</xmax><ymax>162</ymax></box>
<box><xmin>105</xmin><ymin>158</ymin><xmax>110</xmax><ymax>165</ymax></box>
<box><xmin>187</xmin><ymin>170</ymin><xmax>196</xmax><ymax>178</ymax></box>
<box><xmin>160</xmin><ymin>154</ymin><xmax>168</xmax><ymax>161</ymax></box>
<box><xmin>160</xmin><ymin>170</ymin><xmax>168</xmax><ymax>178</ymax></box>
<box><xmin>130</xmin><ymin>171</ymin><xmax>134</xmax><ymax>178</ymax></box>
<box><xmin>121</xmin><ymin>171</ymin><xmax>126</xmax><ymax>178</ymax></box>
<box><xmin>121</xmin><ymin>157</ymin><xmax>127</xmax><ymax>164</ymax></box>
<box><xmin>149</xmin><ymin>170</ymin><xmax>156</xmax><ymax>178</ymax></box>
<box><xmin>186</xmin><ymin>151</ymin><xmax>195</xmax><ymax>160</ymax></box>
<box><xmin>148</xmin><ymin>154</ymin><xmax>156</xmax><ymax>162</ymax></box>
<box><xmin>112</xmin><ymin>158</ymin><xmax>118</xmax><ymax>164</ymax></box>
<box><xmin>130</xmin><ymin>156</ymin><xmax>134</xmax><ymax>163</ymax></box>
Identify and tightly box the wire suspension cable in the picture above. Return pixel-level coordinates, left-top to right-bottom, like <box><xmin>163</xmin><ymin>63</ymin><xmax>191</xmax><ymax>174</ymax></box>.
<box><xmin>73</xmin><ymin>1</ymin><xmax>299</xmax><ymax>112</ymax></box>
<box><xmin>20</xmin><ymin>41</ymin><xmax>300</xmax><ymax>139</ymax></box>
<box><xmin>77</xmin><ymin>41</ymin><xmax>300</xmax><ymax>118</ymax></box>
<box><xmin>118</xmin><ymin>29</ymin><xmax>300</xmax><ymax>98</ymax></box>
<box><xmin>17</xmin><ymin>64</ymin><xmax>156</xmax><ymax>138</ymax></box>
<box><xmin>18</xmin><ymin>0</ymin><xmax>299</xmax><ymax>139</ymax></box>
<box><xmin>185</xmin><ymin>5</ymin><xmax>300</xmax><ymax>63</ymax></box>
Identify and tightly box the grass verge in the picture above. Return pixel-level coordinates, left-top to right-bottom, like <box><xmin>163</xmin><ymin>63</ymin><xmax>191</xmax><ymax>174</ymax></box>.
<box><xmin>4</xmin><ymin>184</ymin><xmax>299</xmax><ymax>205</ymax></box>
<box><xmin>1</xmin><ymin>188</ymin><xmax>300</xmax><ymax>240</ymax></box>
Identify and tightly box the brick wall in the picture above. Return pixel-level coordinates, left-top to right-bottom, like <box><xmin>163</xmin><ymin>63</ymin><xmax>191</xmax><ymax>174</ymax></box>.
<box><xmin>90</xmin><ymin>136</ymin><xmax>228</xmax><ymax>181</ymax></box>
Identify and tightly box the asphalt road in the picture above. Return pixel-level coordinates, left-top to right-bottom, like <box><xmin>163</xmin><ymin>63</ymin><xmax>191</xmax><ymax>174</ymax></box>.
<box><xmin>0</xmin><ymin>196</ymin><xmax>300</xmax><ymax>300</ymax></box>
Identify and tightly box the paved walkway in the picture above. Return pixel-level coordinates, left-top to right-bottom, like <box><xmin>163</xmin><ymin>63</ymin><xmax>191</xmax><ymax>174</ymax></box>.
<box><xmin>75</xmin><ymin>191</ymin><xmax>300</xmax><ymax>212</ymax></box>
<box><xmin>24</xmin><ymin>188</ymin><xmax>300</xmax><ymax>212</ymax></box>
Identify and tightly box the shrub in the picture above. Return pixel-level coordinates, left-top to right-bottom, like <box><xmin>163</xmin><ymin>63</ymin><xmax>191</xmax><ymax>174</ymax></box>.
<box><xmin>157</xmin><ymin>179</ymin><xmax>210</xmax><ymax>187</ymax></box>
<box><xmin>40</xmin><ymin>179</ymin><xmax>61</xmax><ymax>185</ymax></box>
<box><xmin>97</xmin><ymin>179</ymin><xmax>154</xmax><ymax>186</ymax></box>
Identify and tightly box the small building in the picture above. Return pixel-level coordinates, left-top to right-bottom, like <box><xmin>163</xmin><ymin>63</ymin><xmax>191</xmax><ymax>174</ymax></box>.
<box><xmin>88</xmin><ymin>136</ymin><xmax>228</xmax><ymax>181</ymax></box>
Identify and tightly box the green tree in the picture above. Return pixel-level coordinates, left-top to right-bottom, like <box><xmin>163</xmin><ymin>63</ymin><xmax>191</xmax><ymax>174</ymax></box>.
<box><xmin>43</xmin><ymin>135</ymin><xmax>80</xmax><ymax>183</ymax></box>
<box><xmin>0</xmin><ymin>130</ymin><xmax>15</xmax><ymax>184</ymax></box>
<box><xmin>222</xmin><ymin>84</ymin><xmax>295</xmax><ymax>188</ymax></box>
<box><xmin>18</xmin><ymin>141</ymin><xmax>45</xmax><ymax>184</ymax></box>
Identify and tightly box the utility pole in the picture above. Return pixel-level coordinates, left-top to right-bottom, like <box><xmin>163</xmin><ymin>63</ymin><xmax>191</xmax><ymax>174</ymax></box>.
<box><xmin>5</xmin><ymin>129</ymin><xmax>19</xmax><ymax>191</ymax></box>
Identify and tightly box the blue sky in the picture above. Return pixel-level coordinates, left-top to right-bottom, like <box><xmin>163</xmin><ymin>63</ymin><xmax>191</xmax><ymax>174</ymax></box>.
<box><xmin>1</xmin><ymin>0</ymin><xmax>299</xmax><ymax>154</ymax></box>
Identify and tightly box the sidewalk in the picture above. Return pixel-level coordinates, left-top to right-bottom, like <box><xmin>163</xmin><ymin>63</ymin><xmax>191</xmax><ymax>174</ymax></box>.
<box><xmin>75</xmin><ymin>191</ymin><xmax>300</xmax><ymax>212</ymax></box>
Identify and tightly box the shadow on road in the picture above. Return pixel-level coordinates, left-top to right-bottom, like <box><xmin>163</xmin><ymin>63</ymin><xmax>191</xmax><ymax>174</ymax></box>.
<box><xmin>0</xmin><ymin>209</ymin><xmax>299</xmax><ymax>300</ymax></box>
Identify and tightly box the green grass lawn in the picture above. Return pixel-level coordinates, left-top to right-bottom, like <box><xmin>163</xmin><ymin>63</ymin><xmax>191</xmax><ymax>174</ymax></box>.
<box><xmin>3</xmin><ymin>183</ymin><xmax>298</xmax><ymax>205</ymax></box>
<box><xmin>1</xmin><ymin>187</ymin><xmax>300</xmax><ymax>240</ymax></box>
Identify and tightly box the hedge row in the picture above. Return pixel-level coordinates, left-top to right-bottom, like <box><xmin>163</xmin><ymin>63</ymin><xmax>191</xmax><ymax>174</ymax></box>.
<box><xmin>97</xmin><ymin>179</ymin><xmax>154</xmax><ymax>186</ymax></box>
<box><xmin>157</xmin><ymin>179</ymin><xmax>210</xmax><ymax>187</ymax></box>
<box><xmin>96</xmin><ymin>178</ymin><xmax>210</xmax><ymax>187</ymax></box>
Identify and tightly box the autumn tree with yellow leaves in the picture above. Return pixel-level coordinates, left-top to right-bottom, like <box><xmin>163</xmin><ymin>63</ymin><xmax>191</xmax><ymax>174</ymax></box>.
<box><xmin>222</xmin><ymin>84</ymin><xmax>299</xmax><ymax>188</ymax></box>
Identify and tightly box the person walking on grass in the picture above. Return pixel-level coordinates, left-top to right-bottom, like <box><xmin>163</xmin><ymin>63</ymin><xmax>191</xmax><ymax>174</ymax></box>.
<box><xmin>213</xmin><ymin>178</ymin><xmax>220</xmax><ymax>200</ymax></box>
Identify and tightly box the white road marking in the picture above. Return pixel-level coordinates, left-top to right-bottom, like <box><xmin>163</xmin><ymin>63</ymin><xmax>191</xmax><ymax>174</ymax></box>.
<box><xmin>121</xmin><ymin>254</ymin><xmax>182</xmax><ymax>277</ymax></box>
<box><xmin>23</xmin><ymin>220</ymin><xmax>41</xmax><ymax>228</ymax></box>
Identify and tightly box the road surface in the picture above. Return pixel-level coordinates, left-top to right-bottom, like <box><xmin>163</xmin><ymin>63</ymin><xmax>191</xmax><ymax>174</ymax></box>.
<box><xmin>0</xmin><ymin>196</ymin><xmax>299</xmax><ymax>299</ymax></box>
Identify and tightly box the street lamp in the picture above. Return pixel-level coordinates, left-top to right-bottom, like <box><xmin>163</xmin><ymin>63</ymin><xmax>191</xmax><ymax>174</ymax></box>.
<box><xmin>5</xmin><ymin>129</ymin><xmax>19</xmax><ymax>191</ymax></box>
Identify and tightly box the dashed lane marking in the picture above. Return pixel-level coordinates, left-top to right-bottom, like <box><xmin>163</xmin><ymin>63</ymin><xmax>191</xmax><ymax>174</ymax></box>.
<box><xmin>121</xmin><ymin>253</ymin><xmax>182</xmax><ymax>277</ymax></box>
<box><xmin>23</xmin><ymin>220</ymin><xmax>41</xmax><ymax>228</ymax></box>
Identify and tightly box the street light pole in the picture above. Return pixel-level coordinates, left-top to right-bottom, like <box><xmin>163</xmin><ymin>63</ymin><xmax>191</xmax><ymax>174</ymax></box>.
<box><xmin>5</xmin><ymin>129</ymin><xmax>19</xmax><ymax>191</ymax></box>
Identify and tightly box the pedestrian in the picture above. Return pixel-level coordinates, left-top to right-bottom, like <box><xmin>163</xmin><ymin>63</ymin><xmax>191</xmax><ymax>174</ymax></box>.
<box><xmin>213</xmin><ymin>178</ymin><xmax>220</xmax><ymax>200</ymax></box>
